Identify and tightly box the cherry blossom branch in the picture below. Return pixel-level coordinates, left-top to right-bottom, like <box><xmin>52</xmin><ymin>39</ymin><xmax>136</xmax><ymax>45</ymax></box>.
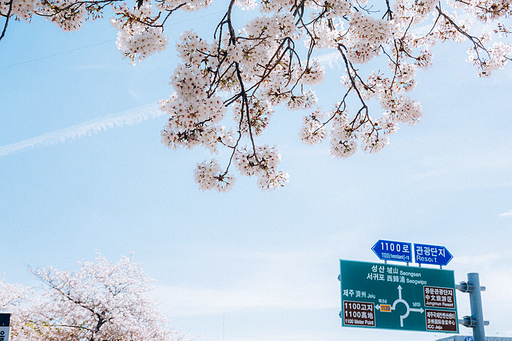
<box><xmin>337</xmin><ymin>46</ymin><xmax>368</xmax><ymax>113</ymax></box>
<box><xmin>6</xmin><ymin>0</ymin><xmax>504</xmax><ymax>190</ymax></box>
<box><xmin>0</xmin><ymin>0</ymin><xmax>13</xmax><ymax>40</ymax></box>
<box><xmin>116</xmin><ymin>2</ymin><xmax>187</xmax><ymax>29</ymax></box>
<box><xmin>436</xmin><ymin>5</ymin><xmax>488</xmax><ymax>54</ymax></box>
<box><xmin>35</xmin><ymin>0</ymin><xmax>121</xmax><ymax>18</ymax></box>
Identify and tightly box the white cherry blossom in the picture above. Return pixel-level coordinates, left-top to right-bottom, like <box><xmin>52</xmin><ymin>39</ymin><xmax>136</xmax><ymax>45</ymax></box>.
<box><xmin>2</xmin><ymin>0</ymin><xmax>511</xmax><ymax>191</ymax></box>
<box><xmin>1</xmin><ymin>255</ymin><xmax>183</xmax><ymax>341</ymax></box>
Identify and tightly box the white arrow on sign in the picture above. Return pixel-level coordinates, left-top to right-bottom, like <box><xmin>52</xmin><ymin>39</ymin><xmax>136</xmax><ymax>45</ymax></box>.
<box><xmin>389</xmin><ymin>285</ymin><xmax>424</xmax><ymax>327</ymax></box>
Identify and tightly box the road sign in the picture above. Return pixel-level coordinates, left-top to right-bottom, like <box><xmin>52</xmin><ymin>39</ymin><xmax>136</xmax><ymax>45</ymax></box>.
<box><xmin>371</xmin><ymin>240</ymin><xmax>413</xmax><ymax>263</ymax></box>
<box><xmin>0</xmin><ymin>313</ymin><xmax>10</xmax><ymax>341</ymax></box>
<box><xmin>339</xmin><ymin>259</ymin><xmax>458</xmax><ymax>333</ymax></box>
<box><xmin>0</xmin><ymin>314</ymin><xmax>9</xmax><ymax>327</ymax></box>
<box><xmin>414</xmin><ymin>243</ymin><xmax>453</xmax><ymax>266</ymax></box>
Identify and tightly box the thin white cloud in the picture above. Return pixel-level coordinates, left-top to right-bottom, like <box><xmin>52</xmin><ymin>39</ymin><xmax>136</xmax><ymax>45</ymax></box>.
<box><xmin>151</xmin><ymin>250</ymin><xmax>339</xmax><ymax>317</ymax></box>
<box><xmin>0</xmin><ymin>104</ymin><xmax>164</xmax><ymax>157</ymax></box>
<box><xmin>152</xmin><ymin>275</ymin><xmax>337</xmax><ymax>317</ymax></box>
<box><xmin>499</xmin><ymin>210</ymin><xmax>512</xmax><ymax>218</ymax></box>
<box><xmin>454</xmin><ymin>251</ymin><xmax>509</xmax><ymax>266</ymax></box>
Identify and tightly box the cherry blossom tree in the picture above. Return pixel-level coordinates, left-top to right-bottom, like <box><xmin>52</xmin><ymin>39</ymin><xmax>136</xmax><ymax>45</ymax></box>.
<box><xmin>1</xmin><ymin>0</ymin><xmax>511</xmax><ymax>191</ymax></box>
<box><xmin>1</xmin><ymin>254</ymin><xmax>183</xmax><ymax>341</ymax></box>
<box><xmin>0</xmin><ymin>278</ymin><xmax>33</xmax><ymax>339</ymax></box>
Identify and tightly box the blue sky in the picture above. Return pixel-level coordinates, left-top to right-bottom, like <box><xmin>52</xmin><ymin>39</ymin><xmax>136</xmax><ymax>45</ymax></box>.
<box><xmin>1</xmin><ymin>3</ymin><xmax>512</xmax><ymax>341</ymax></box>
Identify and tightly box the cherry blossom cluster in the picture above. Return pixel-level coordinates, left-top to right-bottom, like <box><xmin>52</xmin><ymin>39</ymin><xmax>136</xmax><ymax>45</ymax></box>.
<box><xmin>1</xmin><ymin>0</ymin><xmax>39</xmax><ymax>21</ymax></box>
<box><xmin>193</xmin><ymin>159</ymin><xmax>235</xmax><ymax>192</ymax></box>
<box><xmin>450</xmin><ymin>0</ymin><xmax>512</xmax><ymax>22</ymax></box>
<box><xmin>0</xmin><ymin>278</ymin><xmax>31</xmax><ymax>311</ymax></box>
<box><xmin>1</xmin><ymin>0</ymin><xmax>107</xmax><ymax>32</ymax></box>
<box><xmin>3</xmin><ymin>254</ymin><xmax>183</xmax><ymax>341</ymax></box>
<box><xmin>234</xmin><ymin>144</ymin><xmax>289</xmax><ymax>190</ymax></box>
<box><xmin>160</xmin><ymin>63</ymin><xmax>227</xmax><ymax>153</ymax></box>
<box><xmin>156</xmin><ymin>0</ymin><xmax>212</xmax><ymax>12</ymax></box>
<box><xmin>157</xmin><ymin>0</ymin><xmax>510</xmax><ymax>191</ymax></box>
<box><xmin>41</xmin><ymin>0</ymin><xmax>89</xmax><ymax>31</ymax></box>
<box><xmin>329</xmin><ymin>112</ymin><xmax>359</xmax><ymax>159</ymax></box>
<box><xmin>159</xmin><ymin>12</ymin><xmax>303</xmax><ymax>191</ymax></box>
<box><xmin>111</xmin><ymin>4</ymin><xmax>169</xmax><ymax>65</ymax></box>
<box><xmin>299</xmin><ymin>110</ymin><xmax>326</xmax><ymax>146</ymax></box>
<box><xmin>2</xmin><ymin>0</ymin><xmax>511</xmax><ymax>191</ymax></box>
<box><xmin>468</xmin><ymin>41</ymin><xmax>512</xmax><ymax>76</ymax></box>
<box><xmin>232</xmin><ymin>97</ymin><xmax>274</xmax><ymax>137</ymax></box>
<box><xmin>394</xmin><ymin>0</ymin><xmax>439</xmax><ymax>23</ymax></box>
<box><xmin>235</xmin><ymin>0</ymin><xmax>257</xmax><ymax>10</ymax></box>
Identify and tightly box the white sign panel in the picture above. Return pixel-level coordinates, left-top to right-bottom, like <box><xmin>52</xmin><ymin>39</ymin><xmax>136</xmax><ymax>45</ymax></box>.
<box><xmin>0</xmin><ymin>326</ymin><xmax>10</xmax><ymax>341</ymax></box>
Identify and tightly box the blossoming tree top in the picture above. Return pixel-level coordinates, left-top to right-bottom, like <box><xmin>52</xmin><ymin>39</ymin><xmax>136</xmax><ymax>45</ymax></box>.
<box><xmin>2</xmin><ymin>0</ymin><xmax>511</xmax><ymax>191</ymax></box>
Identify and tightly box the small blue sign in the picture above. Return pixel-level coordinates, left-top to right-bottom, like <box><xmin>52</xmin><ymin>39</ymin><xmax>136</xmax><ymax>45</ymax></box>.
<box><xmin>414</xmin><ymin>243</ymin><xmax>453</xmax><ymax>266</ymax></box>
<box><xmin>371</xmin><ymin>240</ymin><xmax>412</xmax><ymax>263</ymax></box>
<box><xmin>464</xmin><ymin>337</ymin><xmax>474</xmax><ymax>341</ymax></box>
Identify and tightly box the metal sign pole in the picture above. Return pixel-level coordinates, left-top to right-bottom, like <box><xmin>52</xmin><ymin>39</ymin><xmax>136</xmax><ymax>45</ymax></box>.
<box><xmin>468</xmin><ymin>273</ymin><xmax>485</xmax><ymax>341</ymax></box>
<box><xmin>456</xmin><ymin>273</ymin><xmax>488</xmax><ymax>341</ymax></box>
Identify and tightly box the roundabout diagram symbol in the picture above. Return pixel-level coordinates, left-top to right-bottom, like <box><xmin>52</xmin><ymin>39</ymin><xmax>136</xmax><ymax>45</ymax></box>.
<box><xmin>377</xmin><ymin>285</ymin><xmax>424</xmax><ymax>327</ymax></box>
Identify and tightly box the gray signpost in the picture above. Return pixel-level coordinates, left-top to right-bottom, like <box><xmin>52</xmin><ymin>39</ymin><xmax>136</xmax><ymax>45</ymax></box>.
<box><xmin>339</xmin><ymin>259</ymin><xmax>458</xmax><ymax>333</ymax></box>
<box><xmin>457</xmin><ymin>273</ymin><xmax>489</xmax><ymax>341</ymax></box>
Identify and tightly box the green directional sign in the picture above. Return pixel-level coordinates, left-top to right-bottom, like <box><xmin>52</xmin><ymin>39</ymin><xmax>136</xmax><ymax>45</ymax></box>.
<box><xmin>340</xmin><ymin>259</ymin><xmax>458</xmax><ymax>333</ymax></box>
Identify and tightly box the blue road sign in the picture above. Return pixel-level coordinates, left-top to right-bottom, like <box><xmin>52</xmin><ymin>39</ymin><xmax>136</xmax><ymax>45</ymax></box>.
<box><xmin>371</xmin><ymin>240</ymin><xmax>412</xmax><ymax>263</ymax></box>
<box><xmin>414</xmin><ymin>243</ymin><xmax>453</xmax><ymax>266</ymax></box>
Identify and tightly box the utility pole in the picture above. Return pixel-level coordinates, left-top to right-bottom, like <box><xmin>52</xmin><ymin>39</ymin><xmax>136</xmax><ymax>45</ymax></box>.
<box><xmin>456</xmin><ymin>273</ymin><xmax>489</xmax><ymax>341</ymax></box>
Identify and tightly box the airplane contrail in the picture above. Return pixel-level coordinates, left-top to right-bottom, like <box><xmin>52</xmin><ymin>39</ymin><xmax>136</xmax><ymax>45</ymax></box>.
<box><xmin>0</xmin><ymin>103</ymin><xmax>165</xmax><ymax>157</ymax></box>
